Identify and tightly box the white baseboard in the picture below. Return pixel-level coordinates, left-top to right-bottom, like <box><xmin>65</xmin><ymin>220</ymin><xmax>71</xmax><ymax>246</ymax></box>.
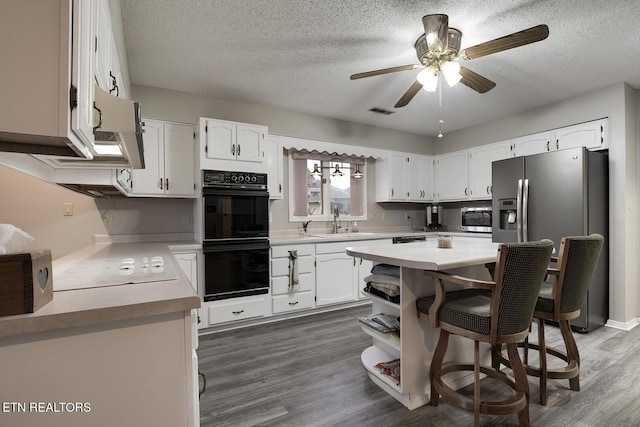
<box><xmin>605</xmin><ymin>317</ymin><xmax>640</xmax><ymax>331</ymax></box>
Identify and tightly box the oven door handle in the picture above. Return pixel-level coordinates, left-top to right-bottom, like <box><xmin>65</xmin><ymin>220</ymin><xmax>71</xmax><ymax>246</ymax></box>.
<box><xmin>202</xmin><ymin>188</ymin><xmax>268</xmax><ymax>198</ymax></box>
<box><xmin>203</xmin><ymin>241</ymin><xmax>270</xmax><ymax>252</ymax></box>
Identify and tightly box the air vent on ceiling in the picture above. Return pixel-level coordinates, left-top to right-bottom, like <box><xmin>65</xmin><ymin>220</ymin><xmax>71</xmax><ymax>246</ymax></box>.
<box><xmin>369</xmin><ymin>107</ymin><xmax>394</xmax><ymax>115</ymax></box>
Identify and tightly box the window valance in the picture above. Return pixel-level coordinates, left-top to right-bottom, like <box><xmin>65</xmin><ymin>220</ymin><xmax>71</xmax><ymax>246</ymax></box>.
<box><xmin>271</xmin><ymin>134</ymin><xmax>386</xmax><ymax>160</ymax></box>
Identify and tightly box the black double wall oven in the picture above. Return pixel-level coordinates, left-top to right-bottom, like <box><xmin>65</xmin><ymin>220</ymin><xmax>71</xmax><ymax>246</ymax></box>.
<box><xmin>202</xmin><ymin>170</ymin><xmax>269</xmax><ymax>301</ymax></box>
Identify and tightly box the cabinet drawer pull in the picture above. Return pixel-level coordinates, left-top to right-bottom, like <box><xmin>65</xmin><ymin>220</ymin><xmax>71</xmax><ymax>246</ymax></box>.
<box><xmin>546</xmin><ymin>140</ymin><xmax>550</xmax><ymax>151</ymax></box>
<box><xmin>556</xmin><ymin>139</ymin><xmax>559</xmax><ymax>150</ymax></box>
<box><xmin>232</xmin><ymin>310</ymin><xmax>244</xmax><ymax>315</ymax></box>
<box><xmin>288</xmin><ymin>301</ymin><xmax>299</xmax><ymax>306</ymax></box>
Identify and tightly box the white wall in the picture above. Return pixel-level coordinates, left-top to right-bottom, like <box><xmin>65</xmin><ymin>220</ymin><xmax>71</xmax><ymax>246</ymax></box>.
<box><xmin>437</xmin><ymin>83</ymin><xmax>639</xmax><ymax>327</ymax></box>
<box><xmin>0</xmin><ymin>164</ymin><xmax>194</xmax><ymax>259</ymax></box>
<box><xmin>131</xmin><ymin>85</ymin><xmax>434</xmax><ymax>153</ymax></box>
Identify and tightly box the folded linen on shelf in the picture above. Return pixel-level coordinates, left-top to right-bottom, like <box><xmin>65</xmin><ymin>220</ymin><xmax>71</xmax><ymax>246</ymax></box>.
<box><xmin>371</xmin><ymin>282</ymin><xmax>399</xmax><ymax>297</ymax></box>
<box><xmin>363</xmin><ymin>274</ymin><xmax>400</xmax><ymax>286</ymax></box>
<box><xmin>364</xmin><ymin>283</ymin><xmax>400</xmax><ymax>304</ymax></box>
<box><xmin>371</xmin><ymin>263</ymin><xmax>400</xmax><ymax>277</ymax></box>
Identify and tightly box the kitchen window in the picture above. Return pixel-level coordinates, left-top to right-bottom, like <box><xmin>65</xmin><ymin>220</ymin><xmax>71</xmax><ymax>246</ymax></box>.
<box><xmin>289</xmin><ymin>150</ymin><xmax>366</xmax><ymax>222</ymax></box>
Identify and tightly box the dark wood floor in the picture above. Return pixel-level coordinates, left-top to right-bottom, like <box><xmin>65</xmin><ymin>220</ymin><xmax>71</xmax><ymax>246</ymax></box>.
<box><xmin>197</xmin><ymin>305</ymin><xmax>640</xmax><ymax>426</ymax></box>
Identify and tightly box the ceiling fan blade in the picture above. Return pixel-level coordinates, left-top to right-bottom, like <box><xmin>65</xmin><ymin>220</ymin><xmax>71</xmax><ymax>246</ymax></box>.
<box><xmin>459</xmin><ymin>24</ymin><xmax>549</xmax><ymax>60</ymax></box>
<box><xmin>422</xmin><ymin>14</ymin><xmax>449</xmax><ymax>52</ymax></box>
<box><xmin>394</xmin><ymin>81</ymin><xmax>423</xmax><ymax>108</ymax></box>
<box><xmin>350</xmin><ymin>64</ymin><xmax>421</xmax><ymax>80</ymax></box>
<box><xmin>458</xmin><ymin>67</ymin><xmax>496</xmax><ymax>93</ymax></box>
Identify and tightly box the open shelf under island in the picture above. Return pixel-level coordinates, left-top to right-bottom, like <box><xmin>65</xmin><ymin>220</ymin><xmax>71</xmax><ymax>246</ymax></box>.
<box><xmin>347</xmin><ymin>239</ymin><xmax>500</xmax><ymax>410</ymax></box>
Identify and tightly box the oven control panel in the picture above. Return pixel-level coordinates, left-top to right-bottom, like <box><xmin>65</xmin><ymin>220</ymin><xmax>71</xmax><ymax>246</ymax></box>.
<box><xmin>203</xmin><ymin>170</ymin><xmax>267</xmax><ymax>188</ymax></box>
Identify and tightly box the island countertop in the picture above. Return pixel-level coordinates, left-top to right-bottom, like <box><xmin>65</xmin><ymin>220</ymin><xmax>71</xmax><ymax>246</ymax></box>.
<box><xmin>0</xmin><ymin>242</ymin><xmax>200</xmax><ymax>339</ymax></box>
<box><xmin>346</xmin><ymin>238</ymin><xmax>500</xmax><ymax>270</ymax></box>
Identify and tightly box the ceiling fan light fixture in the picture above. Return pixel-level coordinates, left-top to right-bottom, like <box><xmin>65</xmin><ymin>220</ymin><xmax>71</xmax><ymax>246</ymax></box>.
<box><xmin>442</xmin><ymin>61</ymin><xmax>462</xmax><ymax>87</ymax></box>
<box><xmin>417</xmin><ymin>67</ymin><xmax>439</xmax><ymax>92</ymax></box>
<box><xmin>423</xmin><ymin>14</ymin><xmax>449</xmax><ymax>53</ymax></box>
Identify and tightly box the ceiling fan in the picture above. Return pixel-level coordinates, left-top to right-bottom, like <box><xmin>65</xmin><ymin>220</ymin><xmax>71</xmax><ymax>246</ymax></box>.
<box><xmin>350</xmin><ymin>14</ymin><xmax>549</xmax><ymax>108</ymax></box>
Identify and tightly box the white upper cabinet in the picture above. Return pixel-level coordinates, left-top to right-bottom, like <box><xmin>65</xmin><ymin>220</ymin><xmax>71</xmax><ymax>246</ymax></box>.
<box><xmin>0</xmin><ymin>0</ymin><xmax>96</xmax><ymax>158</ymax></box>
<box><xmin>552</xmin><ymin>119</ymin><xmax>608</xmax><ymax>151</ymax></box>
<box><xmin>408</xmin><ymin>155</ymin><xmax>433</xmax><ymax>202</ymax></box>
<box><xmin>467</xmin><ymin>146</ymin><xmax>492</xmax><ymax>200</ymax></box>
<box><xmin>198</xmin><ymin>118</ymin><xmax>267</xmax><ymax>173</ymax></box>
<box><xmin>512</xmin><ymin>131</ymin><xmax>554</xmax><ymax>157</ymax></box>
<box><xmin>266</xmin><ymin>137</ymin><xmax>284</xmax><ymax>199</ymax></box>
<box><xmin>375</xmin><ymin>152</ymin><xmax>409</xmax><ymax>201</ymax></box>
<box><xmin>131</xmin><ymin>120</ymin><xmax>195</xmax><ymax>197</ymax></box>
<box><xmin>434</xmin><ymin>150</ymin><xmax>469</xmax><ymax>201</ymax></box>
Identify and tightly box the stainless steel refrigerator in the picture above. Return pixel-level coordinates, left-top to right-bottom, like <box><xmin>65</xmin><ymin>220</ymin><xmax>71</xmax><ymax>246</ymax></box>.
<box><xmin>492</xmin><ymin>146</ymin><xmax>608</xmax><ymax>332</ymax></box>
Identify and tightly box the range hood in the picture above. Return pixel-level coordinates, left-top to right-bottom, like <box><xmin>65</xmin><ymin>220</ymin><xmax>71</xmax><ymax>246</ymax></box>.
<box><xmin>93</xmin><ymin>86</ymin><xmax>145</xmax><ymax>169</ymax></box>
<box><xmin>33</xmin><ymin>86</ymin><xmax>145</xmax><ymax>169</ymax></box>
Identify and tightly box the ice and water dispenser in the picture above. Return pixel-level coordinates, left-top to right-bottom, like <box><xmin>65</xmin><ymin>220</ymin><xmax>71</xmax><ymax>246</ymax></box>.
<box><xmin>498</xmin><ymin>199</ymin><xmax>518</xmax><ymax>231</ymax></box>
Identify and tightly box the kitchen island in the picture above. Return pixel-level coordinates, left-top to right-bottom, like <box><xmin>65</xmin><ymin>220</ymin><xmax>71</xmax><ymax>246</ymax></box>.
<box><xmin>346</xmin><ymin>239</ymin><xmax>499</xmax><ymax>409</ymax></box>
<box><xmin>0</xmin><ymin>242</ymin><xmax>200</xmax><ymax>427</ymax></box>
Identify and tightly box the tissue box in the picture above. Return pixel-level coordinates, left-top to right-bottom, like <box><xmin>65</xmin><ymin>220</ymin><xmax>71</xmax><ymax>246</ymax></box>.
<box><xmin>0</xmin><ymin>249</ymin><xmax>53</xmax><ymax>316</ymax></box>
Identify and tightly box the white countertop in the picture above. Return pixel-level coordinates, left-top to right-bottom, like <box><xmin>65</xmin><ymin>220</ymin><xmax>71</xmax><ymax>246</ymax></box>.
<box><xmin>269</xmin><ymin>230</ymin><xmax>491</xmax><ymax>245</ymax></box>
<box><xmin>0</xmin><ymin>242</ymin><xmax>200</xmax><ymax>339</ymax></box>
<box><xmin>346</xmin><ymin>239</ymin><xmax>500</xmax><ymax>270</ymax></box>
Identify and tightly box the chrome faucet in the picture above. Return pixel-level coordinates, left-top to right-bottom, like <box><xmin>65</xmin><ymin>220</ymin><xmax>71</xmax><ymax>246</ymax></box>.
<box><xmin>332</xmin><ymin>206</ymin><xmax>341</xmax><ymax>233</ymax></box>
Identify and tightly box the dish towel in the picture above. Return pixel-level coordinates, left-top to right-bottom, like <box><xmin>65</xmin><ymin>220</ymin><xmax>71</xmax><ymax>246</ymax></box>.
<box><xmin>288</xmin><ymin>250</ymin><xmax>299</xmax><ymax>289</ymax></box>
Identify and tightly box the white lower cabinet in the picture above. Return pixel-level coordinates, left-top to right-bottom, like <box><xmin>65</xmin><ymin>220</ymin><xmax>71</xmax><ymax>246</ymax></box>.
<box><xmin>271</xmin><ymin>244</ymin><xmax>316</xmax><ymax>314</ymax></box>
<box><xmin>171</xmin><ymin>249</ymin><xmax>202</xmax><ymax>333</ymax></box>
<box><xmin>315</xmin><ymin>251</ymin><xmax>357</xmax><ymax>306</ymax></box>
<box><xmin>207</xmin><ymin>294</ymin><xmax>270</xmax><ymax>324</ymax></box>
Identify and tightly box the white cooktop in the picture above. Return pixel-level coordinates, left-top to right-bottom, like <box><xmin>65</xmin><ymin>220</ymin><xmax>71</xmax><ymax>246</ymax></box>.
<box><xmin>53</xmin><ymin>243</ymin><xmax>178</xmax><ymax>291</ymax></box>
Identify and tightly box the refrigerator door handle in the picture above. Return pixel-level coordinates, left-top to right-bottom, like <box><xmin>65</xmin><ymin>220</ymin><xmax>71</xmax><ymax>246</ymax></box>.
<box><xmin>516</xmin><ymin>179</ymin><xmax>523</xmax><ymax>242</ymax></box>
<box><xmin>522</xmin><ymin>178</ymin><xmax>529</xmax><ymax>242</ymax></box>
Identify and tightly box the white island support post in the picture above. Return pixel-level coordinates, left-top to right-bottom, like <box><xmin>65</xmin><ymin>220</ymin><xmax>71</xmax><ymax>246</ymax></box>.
<box><xmin>346</xmin><ymin>239</ymin><xmax>499</xmax><ymax>410</ymax></box>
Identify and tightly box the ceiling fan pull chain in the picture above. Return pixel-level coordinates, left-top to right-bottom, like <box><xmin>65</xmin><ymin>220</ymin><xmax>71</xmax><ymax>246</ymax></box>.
<box><xmin>437</xmin><ymin>76</ymin><xmax>444</xmax><ymax>138</ymax></box>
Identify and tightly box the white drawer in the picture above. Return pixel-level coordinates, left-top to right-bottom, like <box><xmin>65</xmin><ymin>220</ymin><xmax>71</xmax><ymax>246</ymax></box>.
<box><xmin>207</xmin><ymin>295</ymin><xmax>269</xmax><ymax>325</ymax></box>
<box><xmin>272</xmin><ymin>272</ymin><xmax>314</xmax><ymax>295</ymax></box>
<box><xmin>271</xmin><ymin>244</ymin><xmax>315</xmax><ymax>258</ymax></box>
<box><xmin>271</xmin><ymin>256</ymin><xmax>314</xmax><ymax>276</ymax></box>
<box><xmin>272</xmin><ymin>291</ymin><xmax>315</xmax><ymax>314</ymax></box>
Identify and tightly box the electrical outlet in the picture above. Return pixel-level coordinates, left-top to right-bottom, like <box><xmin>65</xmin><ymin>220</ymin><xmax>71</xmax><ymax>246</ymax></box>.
<box><xmin>103</xmin><ymin>213</ymin><xmax>112</xmax><ymax>225</ymax></box>
<box><xmin>63</xmin><ymin>202</ymin><xmax>74</xmax><ymax>216</ymax></box>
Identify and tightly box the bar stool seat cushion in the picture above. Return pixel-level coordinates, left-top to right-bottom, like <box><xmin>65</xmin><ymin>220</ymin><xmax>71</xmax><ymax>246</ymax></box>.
<box><xmin>416</xmin><ymin>290</ymin><xmax>491</xmax><ymax>335</ymax></box>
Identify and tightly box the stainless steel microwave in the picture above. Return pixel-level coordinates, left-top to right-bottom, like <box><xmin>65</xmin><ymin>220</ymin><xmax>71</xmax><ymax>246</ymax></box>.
<box><xmin>461</xmin><ymin>207</ymin><xmax>492</xmax><ymax>233</ymax></box>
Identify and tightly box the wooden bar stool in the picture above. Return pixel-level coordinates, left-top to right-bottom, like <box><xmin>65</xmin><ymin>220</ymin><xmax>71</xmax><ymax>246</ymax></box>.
<box><xmin>494</xmin><ymin>234</ymin><xmax>604</xmax><ymax>405</ymax></box>
<box><xmin>416</xmin><ymin>239</ymin><xmax>553</xmax><ymax>426</ymax></box>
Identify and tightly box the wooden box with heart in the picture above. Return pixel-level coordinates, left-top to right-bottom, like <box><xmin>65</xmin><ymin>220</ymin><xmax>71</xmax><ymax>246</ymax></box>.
<box><xmin>0</xmin><ymin>249</ymin><xmax>53</xmax><ymax>316</ymax></box>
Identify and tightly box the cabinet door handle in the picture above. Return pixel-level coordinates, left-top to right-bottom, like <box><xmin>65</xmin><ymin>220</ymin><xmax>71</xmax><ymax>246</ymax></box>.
<box><xmin>166</xmin><ymin>178</ymin><xmax>169</xmax><ymax>191</ymax></box>
<box><xmin>159</xmin><ymin>178</ymin><xmax>164</xmax><ymax>190</ymax></box>
<box><xmin>279</xmin><ymin>183</ymin><xmax>282</xmax><ymax>192</ymax></box>
<box><xmin>546</xmin><ymin>141</ymin><xmax>550</xmax><ymax>151</ymax></box>
<box><xmin>353</xmin><ymin>257</ymin><xmax>356</xmax><ymax>267</ymax></box>
<box><xmin>556</xmin><ymin>139</ymin><xmax>559</xmax><ymax>150</ymax></box>
<box><xmin>237</xmin><ymin>144</ymin><xmax>241</xmax><ymax>156</ymax></box>
<box><xmin>465</xmin><ymin>187</ymin><xmax>468</xmax><ymax>196</ymax></box>
<box><xmin>391</xmin><ymin>188</ymin><xmax>394</xmax><ymax>197</ymax></box>
<box><xmin>231</xmin><ymin>144</ymin><xmax>236</xmax><ymax>155</ymax></box>
<box><xmin>486</xmin><ymin>185</ymin><xmax>490</xmax><ymax>194</ymax></box>
<box><xmin>232</xmin><ymin>310</ymin><xmax>245</xmax><ymax>315</ymax></box>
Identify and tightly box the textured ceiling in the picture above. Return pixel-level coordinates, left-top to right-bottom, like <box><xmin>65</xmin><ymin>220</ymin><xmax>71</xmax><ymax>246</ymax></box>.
<box><xmin>120</xmin><ymin>0</ymin><xmax>640</xmax><ymax>137</ymax></box>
